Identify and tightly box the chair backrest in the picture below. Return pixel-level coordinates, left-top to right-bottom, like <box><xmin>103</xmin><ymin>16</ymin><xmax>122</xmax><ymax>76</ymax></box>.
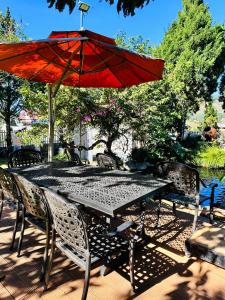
<box><xmin>43</xmin><ymin>188</ymin><xmax>89</xmax><ymax>258</ymax></box>
<box><xmin>65</xmin><ymin>148</ymin><xmax>82</xmax><ymax>165</ymax></box>
<box><xmin>0</xmin><ymin>167</ymin><xmax>20</xmax><ymax>201</ymax></box>
<box><xmin>156</xmin><ymin>162</ymin><xmax>200</xmax><ymax>195</ymax></box>
<box><xmin>13</xmin><ymin>174</ymin><xmax>47</xmax><ymax>219</ymax></box>
<box><xmin>96</xmin><ymin>153</ymin><xmax>119</xmax><ymax>170</ymax></box>
<box><xmin>8</xmin><ymin>149</ymin><xmax>42</xmax><ymax>168</ymax></box>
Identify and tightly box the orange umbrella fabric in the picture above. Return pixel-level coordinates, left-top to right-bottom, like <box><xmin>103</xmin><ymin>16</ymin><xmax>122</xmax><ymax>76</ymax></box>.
<box><xmin>0</xmin><ymin>30</ymin><xmax>164</xmax><ymax>88</ymax></box>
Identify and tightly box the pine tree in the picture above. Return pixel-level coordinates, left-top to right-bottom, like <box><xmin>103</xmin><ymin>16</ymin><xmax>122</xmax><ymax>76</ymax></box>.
<box><xmin>203</xmin><ymin>102</ymin><xmax>218</xmax><ymax>128</ymax></box>
<box><xmin>153</xmin><ymin>0</ymin><xmax>225</xmax><ymax>139</ymax></box>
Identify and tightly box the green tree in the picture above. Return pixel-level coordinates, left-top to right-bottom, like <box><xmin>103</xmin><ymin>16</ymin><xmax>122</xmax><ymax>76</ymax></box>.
<box><xmin>154</xmin><ymin>0</ymin><xmax>225</xmax><ymax>139</ymax></box>
<box><xmin>0</xmin><ymin>8</ymin><xmax>24</xmax><ymax>147</ymax></box>
<box><xmin>203</xmin><ymin>101</ymin><xmax>218</xmax><ymax>128</ymax></box>
<box><xmin>47</xmin><ymin>0</ymin><xmax>153</xmax><ymax>16</ymax></box>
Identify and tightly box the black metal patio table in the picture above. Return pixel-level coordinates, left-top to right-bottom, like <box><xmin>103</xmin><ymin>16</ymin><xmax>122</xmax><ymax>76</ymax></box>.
<box><xmin>11</xmin><ymin>161</ymin><xmax>171</xmax><ymax>217</ymax></box>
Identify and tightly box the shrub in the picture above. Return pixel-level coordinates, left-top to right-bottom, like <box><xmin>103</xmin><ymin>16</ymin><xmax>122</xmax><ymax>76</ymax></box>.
<box><xmin>129</xmin><ymin>148</ymin><xmax>150</xmax><ymax>163</ymax></box>
<box><xmin>193</xmin><ymin>145</ymin><xmax>225</xmax><ymax>168</ymax></box>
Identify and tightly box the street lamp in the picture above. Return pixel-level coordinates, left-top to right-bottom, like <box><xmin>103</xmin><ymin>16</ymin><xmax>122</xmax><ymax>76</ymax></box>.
<box><xmin>79</xmin><ymin>1</ymin><xmax>90</xmax><ymax>30</ymax></box>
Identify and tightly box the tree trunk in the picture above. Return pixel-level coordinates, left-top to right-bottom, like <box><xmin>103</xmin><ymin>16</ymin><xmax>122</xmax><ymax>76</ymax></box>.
<box><xmin>106</xmin><ymin>138</ymin><xmax>113</xmax><ymax>155</ymax></box>
<box><xmin>181</xmin><ymin>112</ymin><xmax>187</xmax><ymax>141</ymax></box>
<box><xmin>5</xmin><ymin>115</ymin><xmax>12</xmax><ymax>148</ymax></box>
<box><xmin>48</xmin><ymin>85</ymin><xmax>54</xmax><ymax>162</ymax></box>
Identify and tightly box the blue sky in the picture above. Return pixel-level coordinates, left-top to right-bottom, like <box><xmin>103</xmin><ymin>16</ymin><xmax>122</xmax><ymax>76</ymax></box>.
<box><xmin>0</xmin><ymin>0</ymin><xmax>225</xmax><ymax>46</ymax></box>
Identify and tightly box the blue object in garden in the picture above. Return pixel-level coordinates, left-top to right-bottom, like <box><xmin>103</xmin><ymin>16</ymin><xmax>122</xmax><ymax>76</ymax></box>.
<box><xmin>200</xmin><ymin>178</ymin><xmax>225</xmax><ymax>208</ymax></box>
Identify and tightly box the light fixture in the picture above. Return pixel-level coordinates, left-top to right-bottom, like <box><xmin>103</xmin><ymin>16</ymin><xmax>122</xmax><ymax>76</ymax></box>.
<box><xmin>79</xmin><ymin>2</ymin><xmax>90</xmax><ymax>13</ymax></box>
<box><xmin>78</xmin><ymin>1</ymin><xmax>90</xmax><ymax>30</ymax></box>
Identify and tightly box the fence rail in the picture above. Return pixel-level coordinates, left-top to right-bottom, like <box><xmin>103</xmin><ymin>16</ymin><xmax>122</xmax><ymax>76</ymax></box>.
<box><xmin>0</xmin><ymin>130</ymin><xmax>60</xmax><ymax>148</ymax></box>
<box><xmin>0</xmin><ymin>131</ymin><xmax>7</xmax><ymax>147</ymax></box>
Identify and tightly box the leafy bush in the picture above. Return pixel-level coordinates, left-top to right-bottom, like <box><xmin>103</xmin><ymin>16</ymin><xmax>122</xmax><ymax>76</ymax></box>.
<box><xmin>193</xmin><ymin>145</ymin><xmax>225</xmax><ymax>168</ymax></box>
<box><xmin>180</xmin><ymin>134</ymin><xmax>202</xmax><ymax>149</ymax></box>
<box><xmin>129</xmin><ymin>148</ymin><xmax>150</xmax><ymax>163</ymax></box>
<box><xmin>53</xmin><ymin>151</ymin><xmax>68</xmax><ymax>161</ymax></box>
<box><xmin>16</xmin><ymin>124</ymin><xmax>48</xmax><ymax>147</ymax></box>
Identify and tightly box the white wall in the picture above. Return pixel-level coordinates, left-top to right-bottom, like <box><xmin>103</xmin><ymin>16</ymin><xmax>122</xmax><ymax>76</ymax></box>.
<box><xmin>73</xmin><ymin>126</ymin><xmax>132</xmax><ymax>162</ymax></box>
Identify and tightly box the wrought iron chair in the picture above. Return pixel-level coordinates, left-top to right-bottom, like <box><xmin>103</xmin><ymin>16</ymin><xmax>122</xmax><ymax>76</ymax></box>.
<box><xmin>155</xmin><ymin>162</ymin><xmax>217</xmax><ymax>231</ymax></box>
<box><xmin>43</xmin><ymin>188</ymin><xmax>135</xmax><ymax>299</ymax></box>
<box><xmin>8</xmin><ymin>148</ymin><xmax>42</xmax><ymax>168</ymax></box>
<box><xmin>96</xmin><ymin>153</ymin><xmax>119</xmax><ymax>170</ymax></box>
<box><xmin>0</xmin><ymin>167</ymin><xmax>22</xmax><ymax>249</ymax></box>
<box><xmin>13</xmin><ymin>174</ymin><xmax>51</xmax><ymax>280</ymax></box>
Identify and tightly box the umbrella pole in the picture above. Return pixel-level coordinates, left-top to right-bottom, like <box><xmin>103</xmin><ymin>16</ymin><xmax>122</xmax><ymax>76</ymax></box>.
<box><xmin>48</xmin><ymin>84</ymin><xmax>54</xmax><ymax>162</ymax></box>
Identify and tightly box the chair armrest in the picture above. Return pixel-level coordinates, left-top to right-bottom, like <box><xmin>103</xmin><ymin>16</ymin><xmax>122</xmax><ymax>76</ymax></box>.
<box><xmin>207</xmin><ymin>183</ymin><xmax>218</xmax><ymax>189</ymax></box>
<box><xmin>200</xmin><ymin>178</ymin><xmax>218</xmax><ymax>189</ymax></box>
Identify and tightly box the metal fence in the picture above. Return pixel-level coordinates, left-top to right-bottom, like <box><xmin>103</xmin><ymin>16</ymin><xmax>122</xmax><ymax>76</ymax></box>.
<box><xmin>0</xmin><ymin>131</ymin><xmax>7</xmax><ymax>147</ymax></box>
<box><xmin>0</xmin><ymin>130</ymin><xmax>60</xmax><ymax>148</ymax></box>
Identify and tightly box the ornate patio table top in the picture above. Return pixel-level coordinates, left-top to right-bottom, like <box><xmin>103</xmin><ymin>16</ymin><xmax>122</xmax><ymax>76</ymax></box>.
<box><xmin>11</xmin><ymin>161</ymin><xmax>171</xmax><ymax>216</ymax></box>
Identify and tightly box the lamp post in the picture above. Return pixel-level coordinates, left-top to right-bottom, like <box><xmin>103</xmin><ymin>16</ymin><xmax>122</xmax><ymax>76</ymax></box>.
<box><xmin>78</xmin><ymin>1</ymin><xmax>90</xmax><ymax>30</ymax></box>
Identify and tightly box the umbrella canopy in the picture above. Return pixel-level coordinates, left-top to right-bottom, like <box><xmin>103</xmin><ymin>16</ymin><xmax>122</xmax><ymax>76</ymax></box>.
<box><xmin>0</xmin><ymin>29</ymin><xmax>165</xmax><ymax>161</ymax></box>
<box><xmin>0</xmin><ymin>30</ymin><xmax>164</xmax><ymax>88</ymax></box>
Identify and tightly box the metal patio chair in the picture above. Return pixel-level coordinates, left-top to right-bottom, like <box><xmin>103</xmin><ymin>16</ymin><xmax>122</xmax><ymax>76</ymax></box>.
<box><xmin>43</xmin><ymin>188</ymin><xmax>135</xmax><ymax>299</ymax></box>
<box><xmin>155</xmin><ymin>162</ymin><xmax>217</xmax><ymax>231</ymax></box>
<box><xmin>8</xmin><ymin>148</ymin><xmax>42</xmax><ymax>168</ymax></box>
<box><xmin>0</xmin><ymin>167</ymin><xmax>22</xmax><ymax>250</ymax></box>
<box><xmin>96</xmin><ymin>153</ymin><xmax>119</xmax><ymax>170</ymax></box>
<box><xmin>13</xmin><ymin>174</ymin><xmax>51</xmax><ymax>280</ymax></box>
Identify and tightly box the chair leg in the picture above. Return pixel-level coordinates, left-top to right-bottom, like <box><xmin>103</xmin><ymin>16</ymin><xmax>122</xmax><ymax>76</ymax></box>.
<box><xmin>0</xmin><ymin>199</ymin><xmax>3</xmax><ymax>220</ymax></box>
<box><xmin>209</xmin><ymin>196</ymin><xmax>214</xmax><ymax>224</ymax></box>
<box><xmin>155</xmin><ymin>198</ymin><xmax>161</xmax><ymax>228</ymax></box>
<box><xmin>10</xmin><ymin>202</ymin><xmax>20</xmax><ymax>250</ymax></box>
<box><xmin>129</xmin><ymin>239</ymin><xmax>135</xmax><ymax>293</ymax></box>
<box><xmin>82</xmin><ymin>257</ymin><xmax>91</xmax><ymax>300</ymax></box>
<box><xmin>44</xmin><ymin>228</ymin><xmax>56</xmax><ymax>289</ymax></box>
<box><xmin>172</xmin><ymin>202</ymin><xmax>177</xmax><ymax>221</ymax></box>
<box><xmin>17</xmin><ymin>209</ymin><xmax>26</xmax><ymax>257</ymax></box>
<box><xmin>192</xmin><ymin>206</ymin><xmax>199</xmax><ymax>232</ymax></box>
<box><xmin>40</xmin><ymin>221</ymin><xmax>51</xmax><ymax>282</ymax></box>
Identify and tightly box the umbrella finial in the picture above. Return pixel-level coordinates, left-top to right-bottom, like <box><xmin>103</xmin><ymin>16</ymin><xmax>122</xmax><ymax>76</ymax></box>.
<box><xmin>78</xmin><ymin>1</ymin><xmax>90</xmax><ymax>30</ymax></box>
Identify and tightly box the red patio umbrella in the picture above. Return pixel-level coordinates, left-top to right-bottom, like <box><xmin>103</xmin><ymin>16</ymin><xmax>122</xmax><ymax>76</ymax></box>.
<box><xmin>0</xmin><ymin>30</ymin><xmax>164</xmax><ymax>161</ymax></box>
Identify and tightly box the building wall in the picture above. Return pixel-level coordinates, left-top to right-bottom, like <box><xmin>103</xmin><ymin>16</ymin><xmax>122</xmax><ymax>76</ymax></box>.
<box><xmin>73</xmin><ymin>126</ymin><xmax>132</xmax><ymax>162</ymax></box>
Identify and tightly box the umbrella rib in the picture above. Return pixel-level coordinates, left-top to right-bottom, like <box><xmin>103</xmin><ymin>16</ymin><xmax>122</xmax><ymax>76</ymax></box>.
<box><xmin>92</xmin><ymin>40</ymin><xmax>162</xmax><ymax>80</ymax></box>
<box><xmin>80</xmin><ymin>41</ymin><xmax>121</xmax><ymax>73</ymax></box>
<box><xmin>0</xmin><ymin>40</ymin><xmax>80</xmax><ymax>64</ymax></box>
<box><xmin>29</xmin><ymin>42</ymin><xmax>82</xmax><ymax>81</ymax></box>
<box><xmin>27</xmin><ymin>43</ymin><xmax>78</xmax><ymax>80</ymax></box>
<box><xmin>46</xmin><ymin>43</ymin><xmax>85</xmax><ymax>76</ymax></box>
<box><xmin>28</xmin><ymin>60</ymin><xmax>53</xmax><ymax>81</ymax></box>
<box><xmin>88</xmin><ymin>42</ymin><xmax>125</xmax><ymax>86</ymax></box>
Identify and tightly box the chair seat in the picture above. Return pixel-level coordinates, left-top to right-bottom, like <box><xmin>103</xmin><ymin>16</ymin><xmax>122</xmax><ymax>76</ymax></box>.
<box><xmin>162</xmin><ymin>192</ymin><xmax>196</xmax><ymax>205</ymax></box>
<box><xmin>56</xmin><ymin>223</ymin><xmax>129</xmax><ymax>269</ymax></box>
<box><xmin>162</xmin><ymin>192</ymin><xmax>211</xmax><ymax>206</ymax></box>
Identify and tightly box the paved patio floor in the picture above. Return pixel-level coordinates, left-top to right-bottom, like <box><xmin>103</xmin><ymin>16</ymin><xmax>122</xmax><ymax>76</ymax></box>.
<box><xmin>1</xmin><ymin>202</ymin><xmax>225</xmax><ymax>300</ymax></box>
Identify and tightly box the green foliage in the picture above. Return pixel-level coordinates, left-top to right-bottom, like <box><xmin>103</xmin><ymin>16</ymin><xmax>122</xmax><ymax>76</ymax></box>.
<box><xmin>129</xmin><ymin>148</ymin><xmax>150</xmax><ymax>163</ymax></box>
<box><xmin>16</xmin><ymin>124</ymin><xmax>48</xmax><ymax>147</ymax></box>
<box><xmin>153</xmin><ymin>0</ymin><xmax>225</xmax><ymax>138</ymax></box>
<box><xmin>21</xmin><ymin>1</ymin><xmax>225</xmax><ymax>162</ymax></box>
<box><xmin>202</xmin><ymin>102</ymin><xmax>218</xmax><ymax>128</ymax></box>
<box><xmin>47</xmin><ymin>0</ymin><xmax>153</xmax><ymax>16</ymax></box>
<box><xmin>193</xmin><ymin>145</ymin><xmax>225</xmax><ymax>168</ymax></box>
<box><xmin>53</xmin><ymin>151</ymin><xmax>68</xmax><ymax>161</ymax></box>
<box><xmin>0</xmin><ymin>8</ymin><xmax>25</xmax><ymax>147</ymax></box>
